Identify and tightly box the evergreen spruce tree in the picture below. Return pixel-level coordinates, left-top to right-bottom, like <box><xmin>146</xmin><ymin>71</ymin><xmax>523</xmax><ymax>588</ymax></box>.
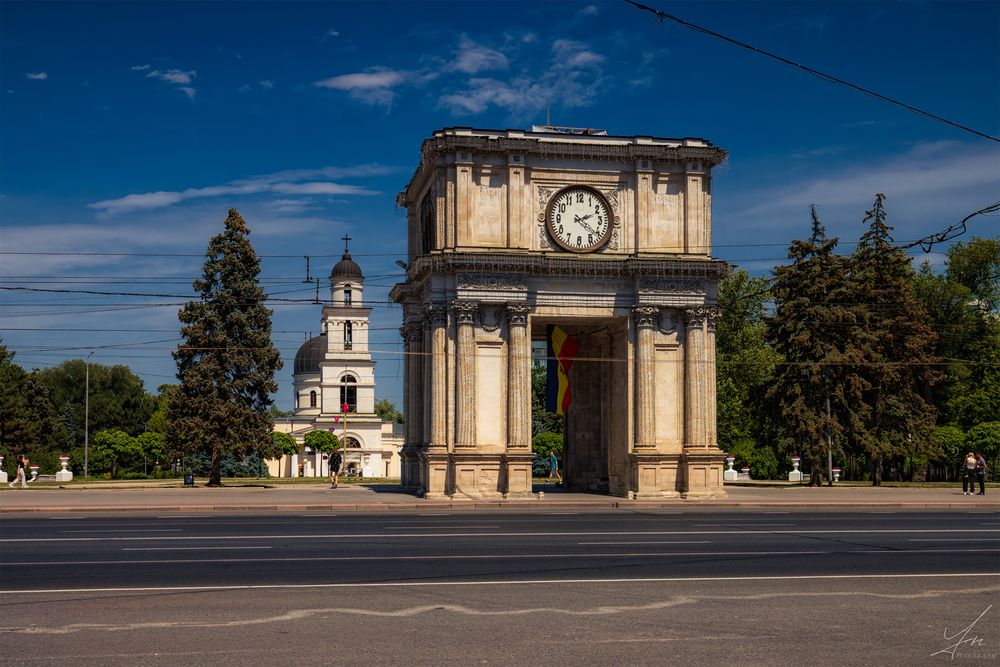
<box><xmin>168</xmin><ymin>209</ymin><xmax>282</xmax><ymax>486</ymax></box>
<box><xmin>767</xmin><ymin>207</ymin><xmax>857</xmax><ymax>485</ymax></box>
<box><xmin>848</xmin><ymin>194</ymin><xmax>942</xmax><ymax>485</ymax></box>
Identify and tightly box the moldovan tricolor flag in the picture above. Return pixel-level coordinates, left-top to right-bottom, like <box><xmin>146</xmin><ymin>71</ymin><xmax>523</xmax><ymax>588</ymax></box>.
<box><xmin>546</xmin><ymin>325</ymin><xmax>580</xmax><ymax>416</ymax></box>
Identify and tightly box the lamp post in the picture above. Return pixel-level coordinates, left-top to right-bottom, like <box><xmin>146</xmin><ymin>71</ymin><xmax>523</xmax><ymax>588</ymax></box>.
<box><xmin>341</xmin><ymin>402</ymin><xmax>348</xmax><ymax>476</ymax></box>
<box><xmin>84</xmin><ymin>351</ymin><xmax>94</xmax><ymax>480</ymax></box>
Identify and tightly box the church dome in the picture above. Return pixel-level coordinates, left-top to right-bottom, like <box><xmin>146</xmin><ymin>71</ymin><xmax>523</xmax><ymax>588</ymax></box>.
<box><xmin>330</xmin><ymin>251</ymin><xmax>363</xmax><ymax>281</ymax></box>
<box><xmin>294</xmin><ymin>335</ymin><xmax>326</xmax><ymax>374</ymax></box>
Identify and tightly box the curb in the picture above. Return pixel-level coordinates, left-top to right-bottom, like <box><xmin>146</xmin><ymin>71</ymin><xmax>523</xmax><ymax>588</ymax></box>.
<box><xmin>2</xmin><ymin>500</ymin><xmax>997</xmax><ymax>513</ymax></box>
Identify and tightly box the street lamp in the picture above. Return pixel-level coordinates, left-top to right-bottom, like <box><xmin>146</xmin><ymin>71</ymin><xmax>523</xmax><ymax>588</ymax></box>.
<box><xmin>84</xmin><ymin>351</ymin><xmax>94</xmax><ymax>479</ymax></box>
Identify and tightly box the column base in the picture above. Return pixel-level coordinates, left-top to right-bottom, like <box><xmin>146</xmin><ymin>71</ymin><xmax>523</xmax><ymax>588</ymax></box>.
<box><xmin>503</xmin><ymin>450</ymin><xmax>534</xmax><ymax>497</ymax></box>
<box><xmin>450</xmin><ymin>452</ymin><xmax>504</xmax><ymax>499</ymax></box>
<box><xmin>681</xmin><ymin>448</ymin><xmax>728</xmax><ymax>499</ymax></box>
<box><xmin>629</xmin><ymin>452</ymin><xmax>683</xmax><ymax>498</ymax></box>
<box><xmin>420</xmin><ymin>447</ymin><xmax>450</xmax><ymax>498</ymax></box>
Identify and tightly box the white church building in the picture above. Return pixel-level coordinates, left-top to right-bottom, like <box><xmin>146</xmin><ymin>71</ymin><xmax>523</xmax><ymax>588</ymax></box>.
<box><xmin>267</xmin><ymin>242</ymin><xmax>403</xmax><ymax>479</ymax></box>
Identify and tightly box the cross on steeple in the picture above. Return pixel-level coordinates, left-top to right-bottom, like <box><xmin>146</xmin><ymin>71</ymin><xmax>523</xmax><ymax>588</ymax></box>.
<box><xmin>341</xmin><ymin>234</ymin><xmax>352</xmax><ymax>253</ymax></box>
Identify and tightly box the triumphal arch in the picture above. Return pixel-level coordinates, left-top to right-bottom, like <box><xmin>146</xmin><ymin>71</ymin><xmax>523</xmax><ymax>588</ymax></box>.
<box><xmin>390</xmin><ymin>126</ymin><xmax>728</xmax><ymax>499</ymax></box>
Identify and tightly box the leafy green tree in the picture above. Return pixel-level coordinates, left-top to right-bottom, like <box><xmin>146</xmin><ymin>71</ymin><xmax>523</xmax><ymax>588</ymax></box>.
<box><xmin>304</xmin><ymin>429</ymin><xmax>340</xmax><ymax>453</ymax></box>
<box><xmin>374</xmin><ymin>398</ymin><xmax>404</xmax><ymax>423</ymax></box>
<box><xmin>91</xmin><ymin>429</ymin><xmax>141</xmax><ymax>478</ymax></box>
<box><xmin>716</xmin><ymin>270</ymin><xmax>781</xmax><ymax>460</ymax></box>
<box><xmin>931</xmin><ymin>425</ymin><xmax>965</xmax><ymax>480</ymax></box>
<box><xmin>531</xmin><ymin>362</ymin><xmax>562</xmax><ymax>436</ymax></box>
<box><xmin>268</xmin><ymin>405</ymin><xmax>293</xmax><ymax>418</ymax></box>
<box><xmin>946</xmin><ymin>237</ymin><xmax>1000</xmax><ymax>314</ymax></box>
<box><xmin>37</xmin><ymin>360</ymin><xmax>155</xmax><ymax>447</ymax></box>
<box><xmin>137</xmin><ymin>432</ymin><xmax>165</xmax><ymax>465</ymax></box>
<box><xmin>947</xmin><ymin>324</ymin><xmax>1000</xmax><ymax>430</ymax></box>
<box><xmin>531</xmin><ymin>431</ymin><xmax>563</xmax><ymax>458</ymax></box>
<box><xmin>0</xmin><ymin>342</ymin><xmax>35</xmax><ymax>457</ymax></box>
<box><xmin>168</xmin><ymin>209</ymin><xmax>283</xmax><ymax>486</ymax></box>
<box><xmin>272</xmin><ymin>431</ymin><xmax>299</xmax><ymax>457</ymax></box>
<box><xmin>767</xmin><ymin>207</ymin><xmax>856</xmax><ymax>485</ymax></box>
<box><xmin>848</xmin><ymin>194</ymin><xmax>943</xmax><ymax>485</ymax></box>
<box><xmin>966</xmin><ymin>422</ymin><xmax>1000</xmax><ymax>469</ymax></box>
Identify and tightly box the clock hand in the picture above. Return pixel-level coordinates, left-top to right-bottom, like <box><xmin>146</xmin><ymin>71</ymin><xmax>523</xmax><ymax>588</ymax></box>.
<box><xmin>574</xmin><ymin>216</ymin><xmax>598</xmax><ymax>235</ymax></box>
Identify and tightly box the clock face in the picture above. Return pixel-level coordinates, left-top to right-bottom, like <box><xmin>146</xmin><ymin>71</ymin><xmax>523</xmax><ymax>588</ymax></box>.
<box><xmin>545</xmin><ymin>186</ymin><xmax>613</xmax><ymax>252</ymax></box>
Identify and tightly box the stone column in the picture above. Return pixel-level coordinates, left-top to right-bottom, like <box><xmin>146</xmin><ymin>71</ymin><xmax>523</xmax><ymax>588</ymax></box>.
<box><xmin>683</xmin><ymin>307</ymin><xmax>709</xmax><ymax>449</ymax></box>
<box><xmin>504</xmin><ymin>303</ymin><xmax>533</xmax><ymax>496</ymax></box>
<box><xmin>452</xmin><ymin>300</ymin><xmax>478</xmax><ymax>449</ymax></box>
<box><xmin>422</xmin><ymin>304</ymin><xmax>449</xmax><ymax>497</ymax></box>
<box><xmin>408</xmin><ymin>326</ymin><xmax>423</xmax><ymax>446</ymax></box>
<box><xmin>633</xmin><ymin>306</ymin><xmax>659</xmax><ymax>451</ymax></box>
<box><xmin>682</xmin><ymin>305</ymin><xmax>725</xmax><ymax>498</ymax></box>
<box><xmin>399</xmin><ymin>324</ymin><xmax>413</xmax><ymax>487</ymax></box>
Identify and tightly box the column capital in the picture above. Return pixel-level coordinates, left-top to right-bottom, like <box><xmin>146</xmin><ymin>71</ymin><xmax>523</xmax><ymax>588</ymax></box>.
<box><xmin>683</xmin><ymin>305</ymin><xmax>719</xmax><ymax>328</ymax></box>
<box><xmin>632</xmin><ymin>305</ymin><xmax>660</xmax><ymax>329</ymax></box>
<box><xmin>423</xmin><ymin>303</ymin><xmax>448</xmax><ymax>326</ymax></box>
<box><xmin>505</xmin><ymin>303</ymin><xmax>531</xmax><ymax>327</ymax></box>
<box><xmin>452</xmin><ymin>300</ymin><xmax>479</xmax><ymax>326</ymax></box>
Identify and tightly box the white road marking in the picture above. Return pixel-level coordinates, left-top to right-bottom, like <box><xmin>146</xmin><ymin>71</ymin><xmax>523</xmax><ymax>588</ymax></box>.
<box><xmin>5</xmin><ymin>572</ymin><xmax>998</xmax><ymax>595</ymax></box>
<box><xmin>158</xmin><ymin>515</ymin><xmax>210</xmax><ymax>519</ymax></box>
<box><xmin>5</xmin><ymin>528</ymin><xmax>999</xmax><ymax>543</ymax></box>
<box><xmin>60</xmin><ymin>529</ymin><xmax>183</xmax><ymax>534</ymax></box>
<box><xmin>122</xmin><ymin>547</ymin><xmax>274</xmax><ymax>551</ymax></box>
<box><xmin>5</xmin><ymin>547</ymin><xmax>996</xmax><ymax>567</ymax></box>
<box><xmin>578</xmin><ymin>541</ymin><xmax>711</xmax><ymax>545</ymax></box>
<box><xmin>384</xmin><ymin>525</ymin><xmax>499</xmax><ymax>529</ymax></box>
<box><xmin>720</xmin><ymin>523</ymin><xmax>797</xmax><ymax>527</ymax></box>
<box><xmin>908</xmin><ymin>538</ymin><xmax>1000</xmax><ymax>542</ymax></box>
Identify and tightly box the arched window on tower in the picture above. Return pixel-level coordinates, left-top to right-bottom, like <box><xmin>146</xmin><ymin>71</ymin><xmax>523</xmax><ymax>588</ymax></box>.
<box><xmin>344</xmin><ymin>284</ymin><xmax>352</xmax><ymax>305</ymax></box>
<box><xmin>309</xmin><ymin>390</ymin><xmax>317</xmax><ymax>408</ymax></box>
<box><xmin>344</xmin><ymin>321</ymin><xmax>353</xmax><ymax>350</ymax></box>
<box><xmin>339</xmin><ymin>376</ymin><xmax>357</xmax><ymax>413</ymax></box>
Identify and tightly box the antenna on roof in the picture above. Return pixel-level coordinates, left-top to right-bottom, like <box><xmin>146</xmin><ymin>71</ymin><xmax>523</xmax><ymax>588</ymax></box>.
<box><xmin>313</xmin><ymin>278</ymin><xmax>321</xmax><ymax>305</ymax></box>
<box><xmin>303</xmin><ymin>255</ymin><xmax>312</xmax><ymax>283</ymax></box>
<box><xmin>546</xmin><ymin>98</ymin><xmax>551</xmax><ymax>126</ymax></box>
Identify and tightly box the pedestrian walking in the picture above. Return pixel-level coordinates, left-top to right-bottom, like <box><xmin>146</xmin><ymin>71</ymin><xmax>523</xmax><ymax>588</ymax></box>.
<box><xmin>975</xmin><ymin>451</ymin><xmax>987</xmax><ymax>496</ymax></box>
<box><xmin>962</xmin><ymin>452</ymin><xmax>977</xmax><ymax>495</ymax></box>
<box><xmin>8</xmin><ymin>454</ymin><xmax>27</xmax><ymax>489</ymax></box>
<box><xmin>547</xmin><ymin>451</ymin><xmax>562</xmax><ymax>484</ymax></box>
<box><xmin>329</xmin><ymin>450</ymin><xmax>342</xmax><ymax>489</ymax></box>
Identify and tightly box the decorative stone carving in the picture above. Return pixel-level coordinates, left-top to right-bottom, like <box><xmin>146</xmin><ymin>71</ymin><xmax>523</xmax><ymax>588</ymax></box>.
<box><xmin>423</xmin><ymin>303</ymin><xmax>447</xmax><ymax>326</ymax></box>
<box><xmin>479</xmin><ymin>305</ymin><xmax>502</xmax><ymax>332</ymax></box>
<box><xmin>633</xmin><ymin>305</ymin><xmax>660</xmax><ymax>329</ymax></box>
<box><xmin>505</xmin><ymin>303</ymin><xmax>531</xmax><ymax>326</ymax></box>
<box><xmin>658</xmin><ymin>310</ymin><xmax>678</xmax><ymax>336</ymax></box>
<box><xmin>457</xmin><ymin>274</ymin><xmax>528</xmax><ymax>291</ymax></box>
<box><xmin>600</xmin><ymin>187</ymin><xmax>621</xmax><ymax>211</ymax></box>
<box><xmin>639</xmin><ymin>278</ymin><xmax>705</xmax><ymax>295</ymax></box>
<box><xmin>452</xmin><ymin>300</ymin><xmax>479</xmax><ymax>325</ymax></box>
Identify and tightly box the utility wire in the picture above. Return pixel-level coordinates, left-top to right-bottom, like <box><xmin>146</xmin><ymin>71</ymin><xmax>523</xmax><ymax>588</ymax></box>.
<box><xmin>623</xmin><ymin>0</ymin><xmax>1000</xmax><ymax>143</ymax></box>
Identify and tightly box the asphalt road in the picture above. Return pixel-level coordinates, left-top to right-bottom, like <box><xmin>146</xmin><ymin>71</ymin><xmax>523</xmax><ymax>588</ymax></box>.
<box><xmin>2</xmin><ymin>509</ymin><xmax>998</xmax><ymax>665</ymax></box>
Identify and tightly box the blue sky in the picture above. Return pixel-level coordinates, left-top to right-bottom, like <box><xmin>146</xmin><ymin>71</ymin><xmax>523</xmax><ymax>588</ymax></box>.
<box><xmin>2</xmin><ymin>0</ymin><xmax>998</xmax><ymax>409</ymax></box>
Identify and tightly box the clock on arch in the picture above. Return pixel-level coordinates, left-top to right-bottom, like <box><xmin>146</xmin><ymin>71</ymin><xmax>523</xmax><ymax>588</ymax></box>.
<box><xmin>545</xmin><ymin>185</ymin><xmax>613</xmax><ymax>253</ymax></box>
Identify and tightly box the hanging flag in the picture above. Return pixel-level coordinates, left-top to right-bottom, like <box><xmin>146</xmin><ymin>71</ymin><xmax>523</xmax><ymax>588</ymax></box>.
<box><xmin>546</xmin><ymin>325</ymin><xmax>580</xmax><ymax>416</ymax></box>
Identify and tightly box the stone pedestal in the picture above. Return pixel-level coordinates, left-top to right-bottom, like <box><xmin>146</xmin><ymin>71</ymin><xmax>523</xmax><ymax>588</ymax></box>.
<box><xmin>421</xmin><ymin>448</ymin><xmax>450</xmax><ymax>499</ymax></box>
<box><xmin>681</xmin><ymin>450</ymin><xmax>727</xmax><ymax>499</ymax></box>
<box><xmin>451</xmin><ymin>453</ymin><xmax>503</xmax><ymax>499</ymax></box>
<box><xmin>723</xmin><ymin>457</ymin><xmax>738</xmax><ymax>482</ymax></box>
<box><xmin>630</xmin><ymin>453</ymin><xmax>682</xmax><ymax>498</ymax></box>
<box><xmin>0</xmin><ymin>471</ymin><xmax>7</xmax><ymax>484</ymax></box>
<box><xmin>55</xmin><ymin>458</ymin><xmax>73</xmax><ymax>482</ymax></box>
<box><xmin>503</xmin><ymin>451</ymin><xmax>534</xmax><ymax>498</ymax></box>
<box><xmin>788</xmin><ymin>458</ymin><xmax>802</xmax><ymax>482</ymax></box>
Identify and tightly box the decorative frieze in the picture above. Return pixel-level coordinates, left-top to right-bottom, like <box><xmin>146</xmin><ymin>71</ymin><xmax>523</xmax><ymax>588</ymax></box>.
<box><xmin>639</xmin><ymin>278</ymin><xmax>705</xmax><ymax>295</ymax></box>
<box><xmin>457</xmin><ymin>273</ymin><xmax>528</xmax><ymax>291</ymax></box>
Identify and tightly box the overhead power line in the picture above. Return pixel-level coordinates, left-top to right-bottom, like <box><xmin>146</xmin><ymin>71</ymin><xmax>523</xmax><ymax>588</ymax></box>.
<box><xmin>623</xmin><ymin>0</ymin><xmax>1000</xmax><ymax>143</ymax></box>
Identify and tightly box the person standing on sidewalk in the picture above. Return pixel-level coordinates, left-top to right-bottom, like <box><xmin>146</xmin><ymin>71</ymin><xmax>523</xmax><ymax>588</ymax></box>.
<box><xmin>329</xmin><ymin>450</ymin><xmax>343</xmax><ymax>489</ymax></box>
<box><xmin>963</xmin><ymin>452</ymin><xmax>977</xmax><ymax>495</ymax></box>
<box><xmin>975</xmin><ymin>452</ymin><xmax>988</xmax><ymax>496</ymax></box>
<box><xmin>548</xmin><ymin>451</ymin><xmax>562</xmax><ymax>484</ymax></box>
<box><xmin>8</xmin><ymin>454</ymin><xmax>27</xmax><ymax>489</ymax></box>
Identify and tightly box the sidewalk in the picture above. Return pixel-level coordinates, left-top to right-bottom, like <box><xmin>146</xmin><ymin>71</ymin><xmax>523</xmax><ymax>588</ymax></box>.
<box><xmin>1</xmin><ymin>482</ymin><xmax>997</xmax><ymax>512</ymax></box>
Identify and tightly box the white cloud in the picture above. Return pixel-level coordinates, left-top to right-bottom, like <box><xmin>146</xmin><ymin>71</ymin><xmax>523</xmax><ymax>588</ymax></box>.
<box><xmin>447</xmin><ymin>36</ymin><xmax>508</xmax><ymax>74</ymax></box>
<box><xmin>259</xmin><ymin>80</ymin><xmax>274</xmax><ymax>90</ymax></box>
<box><xmin>139</xmin><ymin>68</ymin><xmax>198</xmax><ymax>98</ymax></box>
<box><xmin>147</xmin><ymin>69</ymin><xmax>195</xmax><ymax>85</ymax></box>
<box><xmin>87</xmin><ymin>164</ymin><xmax>390</xmax><ymax>216</ymax></box>
<box><xmin>551</xmin><ymin>39</ymin><xmax>604</xmax><ymax>68</ymax></box>
<box><xmin>722</xmin><ymin>142</ymin><xmax>1000</xmax><ymax>245</ymax></box>
<box><xmin>322</xmin><ymin>29</ymin><xmax>340</xmax><ymax>41</ymax></box>
<box><xmin>25</xmin><ymin>72</ymin><xmax>48</xmax><ymax>80</ymax></box>
<box><xmin>313</xmin><ymin>68</ymin><xmax>410</xmax><ymax>106</ymax></box>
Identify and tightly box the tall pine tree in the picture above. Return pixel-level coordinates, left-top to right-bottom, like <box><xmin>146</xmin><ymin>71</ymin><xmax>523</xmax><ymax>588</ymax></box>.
<box><xmin>767</xmin><ymin>207</ymin><xmax>858</xmax><ymax>485</ymax></box>
<box><xmin>848</xmin><ymin>194</ymin><xmax>942</xmax><ymax>485</ymax></box>
<box><xmin>169</xmin><ymin>209</ymin><xmax>282</xmax><ymax>486</ymax></box>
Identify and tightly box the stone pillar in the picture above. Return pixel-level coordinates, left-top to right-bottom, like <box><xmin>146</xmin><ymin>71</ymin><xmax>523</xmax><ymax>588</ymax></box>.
<box><xmin>422</xmin><ymin>303</ymin><xmax>449</xmax><ymax>498</ymax></box>
<box><xmin>682</xmin><ymin>306</ymin><xmax>726</xmax><ymax>499</ymax></box>
<box><xmin>399</xmin><ymin>324</ymin><xmax>413</xmax><ymax>487</ymax></box>
<box><xmin>504</xmin><ymin>303</ymin><xmax>533</xmax><ymax>497</ymax></box>
<box><xmin>633</xmin><ymin>306</ymin><xmax>659</xmax><ymax>451</ymax></box>
<box><xmin>453</xmin><ymin>300</ymin><xmax>478</xmax><ymax>449</ymax></box>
